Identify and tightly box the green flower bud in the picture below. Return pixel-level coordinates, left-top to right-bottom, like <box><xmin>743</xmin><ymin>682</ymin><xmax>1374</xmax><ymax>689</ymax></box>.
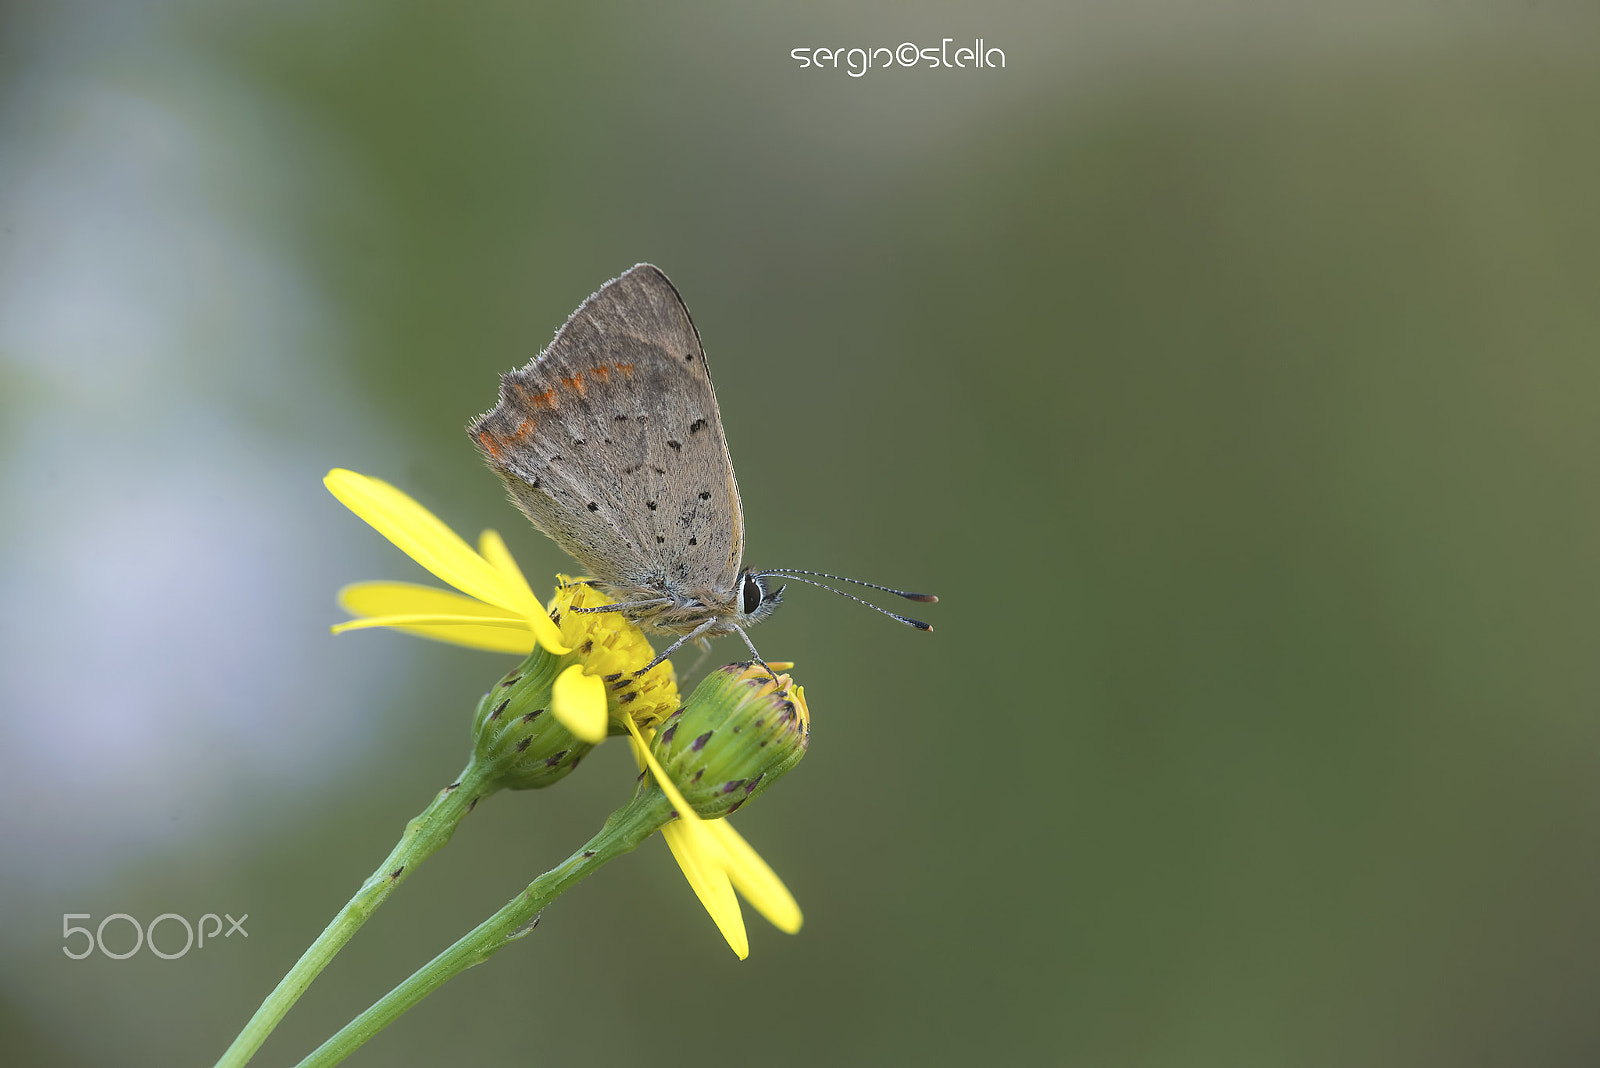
<box><xmin>471</xmin><ymin>651</ymin><xmax>592</xmax><ymax>790</ymax></box>
<box><xmin>651</xmin><ymin>663</ymin><xmax>810</xmax><ymax>818</ymax></box>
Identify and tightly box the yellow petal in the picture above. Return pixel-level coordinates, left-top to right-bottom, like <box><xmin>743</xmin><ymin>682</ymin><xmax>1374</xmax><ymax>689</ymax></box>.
<box><xmin>705</xmin><ymin>820</ymin><xmax>802</xmax><ymax>934</ymax></box>
<box><xmin>663</xmin><ymin>822</ymin><xmax>747</xmax><ymax>959</ymax></box>
<box><xmin>330</xmin><ymin>613</ymin><xmax>535</xmax><ymax>653</ymax></box>
<box><xmin>339</xmin><ymin>581</ymin><xmax>515</xmax><ymax>619</ymax></box>
<box><xmin>551</xmin><ymin>664</ymin><xmax>608</xmax><ymax>743</ymax></box>
<box><xmin>625</xmin><ymin>719</ymin><xmax>750</xmax><ymax>958</ymax></box>
<box><xmin>324</xmin><ymin>469</ymin><xmax>525</xmax><ymax>617</ymax></box>
<box><xmin>332</xmin><ymin>613</ymin><xmax>531</xmax><ymax>631</ymax></box>
<box><xmin>478</xmin><ymin>530</ymin><xmax>568</xmax><ymax>653</ymax></box>
<box><xmin>337</xmin><ymin>582</ymin><xmax>536</xmax><ymax>651</ymax></box>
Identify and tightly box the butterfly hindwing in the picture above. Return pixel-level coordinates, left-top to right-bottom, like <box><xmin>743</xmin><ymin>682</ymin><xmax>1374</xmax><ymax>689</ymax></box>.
<box><xmin>470</xmin><ymin>265</ymin><xmax>745</xmax><ymax>607</ymax></box>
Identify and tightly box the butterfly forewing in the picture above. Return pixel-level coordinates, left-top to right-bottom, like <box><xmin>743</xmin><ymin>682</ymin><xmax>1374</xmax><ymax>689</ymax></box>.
<box><xmin>470</xmin><ymin>265</ymin><xmax>745</xmax><ymax>608</ymax></box>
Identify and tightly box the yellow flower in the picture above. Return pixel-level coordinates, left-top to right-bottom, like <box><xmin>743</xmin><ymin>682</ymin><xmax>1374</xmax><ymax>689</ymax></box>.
<box><xmin>326</xmin><ymin>468</ymin><xmax>801</xmax><ymax>956</ymax></box>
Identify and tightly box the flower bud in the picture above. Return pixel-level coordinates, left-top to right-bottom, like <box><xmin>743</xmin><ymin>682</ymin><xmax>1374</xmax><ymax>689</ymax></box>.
<box><xmin>471</xmin><ymin>654</ymin><xmax>592</xmax><ymax>790</ymax></box>
<box><xmin>650</xmin><ymin>663</ymin><xmax>810</xmax><ymax>818</ymax></box>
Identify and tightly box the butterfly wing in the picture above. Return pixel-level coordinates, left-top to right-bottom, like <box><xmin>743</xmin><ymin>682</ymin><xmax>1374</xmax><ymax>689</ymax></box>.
<box><xmin>470</xmin><ymin>264</ymin><xmax>745</xmax><ymax>607</ymax></box>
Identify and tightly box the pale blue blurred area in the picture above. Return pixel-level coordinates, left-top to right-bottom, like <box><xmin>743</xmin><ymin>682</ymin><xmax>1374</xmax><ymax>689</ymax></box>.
<box><xmin>4</xmin><ymin>2</ymin><xmax>1600</xmax><ymax>1066</ymax></box>
<box><xmin>0</xmin><ymin>0</ymin><xmax>420</xmax><ymax>1033</ymax></box>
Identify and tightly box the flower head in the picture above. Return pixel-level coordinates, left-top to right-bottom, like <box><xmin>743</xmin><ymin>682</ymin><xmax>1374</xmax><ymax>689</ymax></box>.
<box><xmin>540</xmin><ymin>577</ymin><xmax>680</xmax><ymax>743</ymax></box>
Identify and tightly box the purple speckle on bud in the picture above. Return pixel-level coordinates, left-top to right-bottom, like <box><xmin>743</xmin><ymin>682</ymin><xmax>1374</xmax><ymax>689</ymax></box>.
<box><xmin>691</xmin><ymin>731</ymin><xmax>713</xmax><ymax>752</ymax></box>
<box><xmin>721</xmin><ymin>779</ymin><xmax>746</xmax><ymax>794</ymax></box>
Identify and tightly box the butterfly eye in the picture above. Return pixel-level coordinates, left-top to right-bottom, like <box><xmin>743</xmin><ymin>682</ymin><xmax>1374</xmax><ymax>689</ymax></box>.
<box><xmin>741</xmin><ymin>573</ymin><xmax>764</xmax><ymax>615</ymax></box>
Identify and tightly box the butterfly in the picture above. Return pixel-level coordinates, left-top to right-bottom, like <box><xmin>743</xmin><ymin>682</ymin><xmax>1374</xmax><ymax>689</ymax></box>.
<box><xmin>469</xmin><ymin>264</ymin><xmax>934</xmax><ymax>675</ymax></box>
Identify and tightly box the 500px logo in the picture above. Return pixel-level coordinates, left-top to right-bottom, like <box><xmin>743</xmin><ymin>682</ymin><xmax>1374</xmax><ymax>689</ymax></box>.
<box><xmin>790</xmin><ymin>38</ymin><xmax>1005</xmax><ymax>77</ymax></box>
<box><xmin>62</xmin><ymin>912</ymin><xmax>248</xmax><ymax>960</ymax></box>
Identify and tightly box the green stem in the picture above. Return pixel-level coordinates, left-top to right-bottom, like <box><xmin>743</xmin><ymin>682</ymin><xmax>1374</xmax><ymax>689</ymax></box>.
<box><xmin>213</xmin><ymin>760</ymin><xmax>500</xmax><ymax>1068</ymax></box>
<box><xmin>292</xmin><ymin>788</ymin><xmax>672</xmax><ymax>1068</ymax></box>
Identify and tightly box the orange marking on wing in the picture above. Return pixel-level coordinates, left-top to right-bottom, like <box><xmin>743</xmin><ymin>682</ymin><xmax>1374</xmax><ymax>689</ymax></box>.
<box><xmin>587</xmin><ymin>366</ymin><xmax>611</xmax><ymax>384</ymax></box>
<box><xmin>509</xmin><ymin>419</ymin><xmax>534</xmax><ymax>442</ymax></box>
<box><xmin>511</xmin><ymin>381</ymin><xmax>556</xmax><ymax>409</ymax></box>
<box><xmin>475</xmin><ymin>429</ymin><xmax>504</xmax><ymax>461</ymax></box>
<box><xmin>560</xmin><ymin>375</ymin><xmax>588</xmax><ymax>397</ymax></box>
<box><xmin>615</xmin><ymin>362</ymin><xmax>635</xmax><ymax>377</ymax></box>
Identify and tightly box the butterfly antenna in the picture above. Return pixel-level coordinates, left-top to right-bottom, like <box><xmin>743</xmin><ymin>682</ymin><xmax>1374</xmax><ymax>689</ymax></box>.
<box><xmin>764</xmin><ymin>574</ymin><xmax>933</xmax><ymax>631</ymax></box>
<box><xmin>754</xmin><ymin>569</ymin><xmax>937</xmax><ymax>603</ymax></box>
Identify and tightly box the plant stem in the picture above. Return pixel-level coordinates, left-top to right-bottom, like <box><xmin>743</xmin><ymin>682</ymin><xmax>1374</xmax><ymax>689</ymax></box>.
<box><xmin>292</xmin><ymin>788</ymin><xmax>672</xmax><ymax>1068</ymax></box>
<box><xmin>213</xmin><ymin>760</ymin><xmax>499</xmax><ymax>1068</ymax></box>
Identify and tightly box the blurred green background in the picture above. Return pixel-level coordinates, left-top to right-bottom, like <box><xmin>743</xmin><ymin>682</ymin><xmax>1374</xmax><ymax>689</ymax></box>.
<box><xmin>4</xmin><ymin>2</ymin><xmax>1600</xmax><ymax>1065</ymax></box>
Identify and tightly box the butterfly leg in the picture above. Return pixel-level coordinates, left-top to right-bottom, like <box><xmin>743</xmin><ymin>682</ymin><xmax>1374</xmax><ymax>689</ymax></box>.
<box><xmin>730</xmin><ymin>624</ymin><xmax>783</xmax><ymax>690</ymax></box>
<box><xmin>633</xmin><ymin>617</ymin><xmax>719</xmax><ymax>676</ymax></box>
<box><xmin>571</xmin><ymin>598</ymin><xmax>671</xmax><ymax>615</ymax></box>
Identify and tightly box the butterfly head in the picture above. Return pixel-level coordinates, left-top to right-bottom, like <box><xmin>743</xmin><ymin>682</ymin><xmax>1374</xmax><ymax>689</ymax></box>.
<box><xmin>736</xmin><ymin>569</ymin><xmax>785</xmax><ymax>626</ymax></box>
